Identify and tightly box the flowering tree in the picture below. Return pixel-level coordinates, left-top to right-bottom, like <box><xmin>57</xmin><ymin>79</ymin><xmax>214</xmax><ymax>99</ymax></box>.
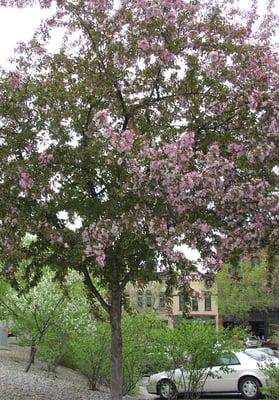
<box><xmin>0</xmin><ymin>268</ymin><xmax>92</xmax><ymax>372</ymax></box>
<box><xmin>0</xmin><ymin>0</ymin><xmax>278</xmax><ymax>398</ymax></box>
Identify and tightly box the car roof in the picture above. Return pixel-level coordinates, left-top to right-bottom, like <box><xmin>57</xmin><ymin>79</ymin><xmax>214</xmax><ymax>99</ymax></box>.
<box><xmin>234</xmin><ymin>351</ymin><xmax>260</xmax><ymax>365</ymax></box>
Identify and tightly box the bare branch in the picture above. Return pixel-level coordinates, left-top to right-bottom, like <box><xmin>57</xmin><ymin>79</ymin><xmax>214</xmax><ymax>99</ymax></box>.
<box><xmin>113</xmin><ymin>82</ymin><xmax>131</xmax><ymax>131</ymax></box>
<box><xmin>81</xmin><ymin>264</ymin><xmax>110</xmax><ymax>313</ymax></box>
<box><xmin>120</xmin><ymin>272</ymin><xmax>132</xmax><ymax>293</ymax></box>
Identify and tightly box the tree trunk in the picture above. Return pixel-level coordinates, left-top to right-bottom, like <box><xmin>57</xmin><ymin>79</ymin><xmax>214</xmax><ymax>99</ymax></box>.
<box><xmin>110</xmin><ymin>286</ymin><xmax>122</xmax><ymax>400</ymax></box>
<box><xmin>25</xmin><ymin>340</ymin><xmax>37</xmax><ymax>372</ymax></box>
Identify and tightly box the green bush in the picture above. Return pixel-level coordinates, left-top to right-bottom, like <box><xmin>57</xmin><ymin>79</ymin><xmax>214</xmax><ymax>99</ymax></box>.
<box><xmin>61</xmin><ymin>321</ymin><xmax>111</xmax><ymax>390</ymax></box>
<box><xmin>261</xmin><ymin>364</ymin><xmax>279</xmax><ymax>400</ymax></box>
<box><xmin>60</xmin><ymin>312</ymin><xmax>164</xmax><ymax>395</ymax></box>
<box><xmin>122</xmin><ymin>313</ymin><xmax>165</xmax><ymax>395</ymax></box>
<box><xmin>150</xmin><ymin>320</ymin><xmax>246</xmax><ymax>400</ymax></box>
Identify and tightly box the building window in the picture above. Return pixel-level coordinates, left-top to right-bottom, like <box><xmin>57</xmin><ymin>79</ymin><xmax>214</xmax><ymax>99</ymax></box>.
<box><xmin>191</xmin><ymin>297</ymin><xmax>199</xmax><ymax>312</ymax></box>
<box><xmin>179</xmin><ymin>294</ymin><xmax>185</xmax><ymax>311</ymax></box>
<box><xmin>137</xmin><ymin>291</ymin><xmax>143</xmax><ymax>308</ymax></box>
<box><xmin>204</xmin><ymin>292</ymin><xmax>212</xmax><ymax>311</ymax></box>
<box><xmin>159</xmin><ymin>292</ymin><xmax>165</xmax><ymax>308</ymax></box>
<box><xmin>179</xmin><ymin>294</ymin><xmax>189</xmax><ymax>311</ymax></box>
<box><xmin>146</xmin><ymin>290</ymin><xmax>152</xmax><ymax>308</ymax></box>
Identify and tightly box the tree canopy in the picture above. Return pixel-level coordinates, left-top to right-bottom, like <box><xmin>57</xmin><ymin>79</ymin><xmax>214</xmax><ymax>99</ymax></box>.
<box><xmin>0</xmin><ymin>1</ymin><xmax>278</xmax><ymax>398</ymax></box>
<box><xmin>217</xmin><ymin>262</ymin><xmax>277</xmax><ymax>322</ymax></box>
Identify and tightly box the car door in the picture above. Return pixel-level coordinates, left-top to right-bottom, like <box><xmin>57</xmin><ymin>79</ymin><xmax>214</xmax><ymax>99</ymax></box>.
<box><xmin>203</xmin><ymin>354</ymin><xmax>242</xmax><ymax>393</ymax></box>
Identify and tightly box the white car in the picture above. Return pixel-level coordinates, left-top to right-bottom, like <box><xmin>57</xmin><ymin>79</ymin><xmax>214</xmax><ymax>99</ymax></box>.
<box><xmin>245</xmin><ymin>336</ymin><xmax>261</xmax><ymax>348</ymax></box>
<box><xmin>250</xmin><ymin>347</ymin><xmax>279</xmax><ymax>358</ymax></box>
<box><xmin>146</xmin><ymin>351</ymin><xmax>279</xmax><ymax>400</ymax></box>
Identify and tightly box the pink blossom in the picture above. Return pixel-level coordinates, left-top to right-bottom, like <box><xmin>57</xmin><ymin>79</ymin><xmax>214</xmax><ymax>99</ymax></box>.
<box><xmin>207</xmin><ymin>177</ymin><xmax>216</xmax><ymax>190</ymax></box>
<box><xmin>270</xmin><ymin>118</ymin><xmax>279</xmax><ymax>135</ymax></box>
<box><xmin>208</xmin><ymin>143</ymin><xmax>220</xmax><ymax>156</ymax></box>
<box><xmin>148</xmin><ymin>6</ymin><xmax>162</xmax><ymax>18</ymax></box>
<box><xmin>138</xmin><ymin>39</ymin><xmax>150</xmax><ymax>51</ymax></box>
<box><xmin>95</xmin><ymin>110</ymin><xmax>109</xmax><ymax>124</ymax></box>
<box><xmin>167</xmin><ymin>12</ymin><xmax>176</xmax><ymax>24</ymax></box>
<box><xmin>164</xmin><ymin>143</ymin><xmax>177</xmax><ymax>157</ymax></box>
<box><xmin>9</xmin><ymin>73</ymin><xmax>22</xmax><ymax>90</ymax></box>
<box><xmin>19</xmin><ymin>171</ymin><xmax>33</xmax><ymax>190</ymax></box>
<box><xmin>248</xmin><ymin>95</ymin><xmax>257</xmax><ymax>111</ymax></box>
<box><xmin>208</xmin><ymin>51</ymin><xmax>219</xmax><ymax>63</ymax></box>
<box><xmin>228</xmin><ymin>143</ymin><xmax>245</xmax><ymax>157</ymax></box>
<box><xmin>200</xmin><ymin>223</ymin><xmax>210</xmax><ymax>233</ymax></box>
<box><xmin>161</xmin><ymin>49</ymin><xmax>174</xmax><ymax>64</ymax></box>
<box><xmin>150</xmin><ymin>160</ymin><xmax>162</xmax><ymax>172</ymax></box>
<box><xmin>180</xmin><ymin>131</ymin><xmax>195</xmax><ymax>148</ymax></box>
<box><xmin>116</xmin><ymin>129</ymin><xmax>135</xmax><ymax>153</ymax></box>
<box><xmin>96</xmin><ymin>244</ymin><xmax>105</xmax><ymax>268</ymax></box>
<box><xmin>38</xmin><ymin>152</ymin><xmax>54</xmax><ymax>166</ymax></box>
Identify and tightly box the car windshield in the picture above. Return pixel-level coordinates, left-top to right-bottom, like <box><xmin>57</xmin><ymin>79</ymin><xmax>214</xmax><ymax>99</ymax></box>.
<box><xmin>245</xmin><ymin>350</ymin><xmax>269</xmax><ymax>361</ymax></box>
<box><xmin>257</xmin><ymin>348</ymin><xmax>274</xmax><ymax>356</ymax></box>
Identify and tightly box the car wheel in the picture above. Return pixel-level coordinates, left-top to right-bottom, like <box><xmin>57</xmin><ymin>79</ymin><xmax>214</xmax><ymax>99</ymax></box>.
<box><xmin>157</xmin><ymin>379</ymin><xmax>177</xmax><ymax>400</ymax></box>
<box><xmin>239</xmin><ymin>376</ymin><xmax>261</xmax><ymax>399</ymax></box>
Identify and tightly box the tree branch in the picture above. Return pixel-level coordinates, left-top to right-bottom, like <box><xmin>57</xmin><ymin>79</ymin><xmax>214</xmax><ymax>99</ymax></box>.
<box><xmin>81</xmin><ymin>264</ymin><xmax>110</xmax><ymax>313</ymax></box>
<box><xmin>119</xmin><ymin>272</ymin><xmax>132</xmax><ymax>293</ymax></box>
<box><xmin>113</xmin><ymin>82</ymin><xmax>131</xmax><ymax>131</ymax></box>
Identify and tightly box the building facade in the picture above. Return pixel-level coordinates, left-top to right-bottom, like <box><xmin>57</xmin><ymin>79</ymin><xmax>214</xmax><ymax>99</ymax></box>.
<box><xmin>126</xmin><ymin>275</ymin><xmax>220</xmax><ymax>328</ymax></box>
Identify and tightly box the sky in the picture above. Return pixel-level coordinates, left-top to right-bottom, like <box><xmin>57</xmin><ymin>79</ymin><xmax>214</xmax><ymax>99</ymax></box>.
<box><xmin>0</xmin><ymin>0</ymin><xmax>278</xmax><ymax>68</ymax></box>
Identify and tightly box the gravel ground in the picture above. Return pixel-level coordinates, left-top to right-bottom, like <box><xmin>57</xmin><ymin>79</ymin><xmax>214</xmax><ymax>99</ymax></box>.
<box><xmin>0</xmin><ymin>342</ymin><xmax>154</xmax><ymax>400</ymax></box>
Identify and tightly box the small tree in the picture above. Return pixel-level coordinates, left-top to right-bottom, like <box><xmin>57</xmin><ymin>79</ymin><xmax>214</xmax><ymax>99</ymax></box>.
<box><xmin>38</xmin><ymin>271</ymin><xmax>94</xmax><ymax>374</ymax></box>
<box><xmin>0</xmin><ymin>269</ymin><xmax>92</xmax><ymax>372</ymax></box>
<box><xmin>152</xmin><ymin>320</ymin><xmax>245</xmax><ymax>400</ymax></box>
<box><xmin>62</xmin><ymin>320</ymin><xmax>111</xmax><ymax>390</ymax></box>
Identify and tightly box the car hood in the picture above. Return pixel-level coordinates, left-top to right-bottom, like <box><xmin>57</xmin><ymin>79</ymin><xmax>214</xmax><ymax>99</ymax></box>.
<box><xmin>149</xmin><ymin>371</ymin><xmax>168</xmax><ymax>380</ymax></box>
<box><xmin>149</xmin><ymin>369</ymin><xmax>180</xmax><ymax>382</ymax></box>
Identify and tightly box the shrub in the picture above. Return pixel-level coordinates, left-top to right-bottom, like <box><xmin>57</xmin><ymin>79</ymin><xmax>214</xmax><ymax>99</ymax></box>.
<box><xmin>61</xmin><ymin>321</ymin><xmax>111</xmax><ymax>390</ymax></box>
<box><xmin>121</xmin><ymin>312</ymin><xmax>165</xmax><ymax>395</ymax></box>
<box><xmin>151</xmin><ymin>320</ymin><xmax>245</xmax><ymax>400</ymax></box>
<box><xmin>261</xmin><ymin>364</ymin><xmax>279</xmax><ymax>400</ymax></box>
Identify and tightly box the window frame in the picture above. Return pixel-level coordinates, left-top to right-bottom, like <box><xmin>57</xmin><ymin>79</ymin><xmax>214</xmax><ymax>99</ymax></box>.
<box><xmin>191</xmin><ymin>297</ymin><xmax>199</xmax><ymax>311</ymax></box>
<box><xmin>146</xmin><ymin>290</ymin><xmax>152</xmax><ymax>308</ymax></box>
<box><xmin>204</xmin><ymin>292</ymin><xmax>212</xmax><ymax>312</ymax></box>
